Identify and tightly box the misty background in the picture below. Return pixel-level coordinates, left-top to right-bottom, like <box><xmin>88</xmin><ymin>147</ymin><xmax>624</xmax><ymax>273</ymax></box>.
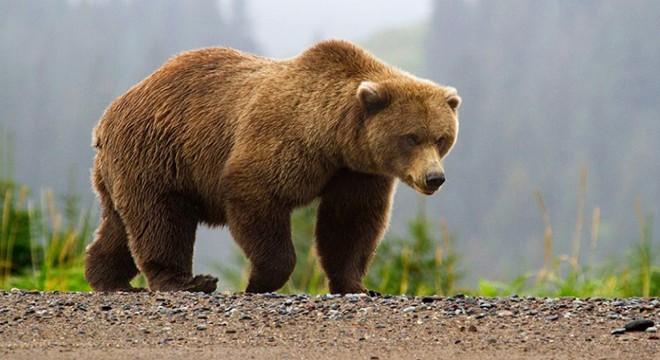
<box><xmin>1</xmin><ymin>0</ymin><xmax>658</xmax><ymax>287</ymax></box>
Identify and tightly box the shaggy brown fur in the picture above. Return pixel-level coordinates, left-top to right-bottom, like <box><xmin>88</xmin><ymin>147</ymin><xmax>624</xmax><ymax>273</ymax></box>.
<box><xmin>85</xmin><ymin>39</ymin><xmax>460</xmax><ymax>294</ymax></box>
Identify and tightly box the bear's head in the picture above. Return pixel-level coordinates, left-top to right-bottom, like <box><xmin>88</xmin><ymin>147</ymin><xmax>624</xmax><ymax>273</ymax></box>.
<box><xmin>357</xmin><ymin>79</ymin><xmax>460</xmax><ymax>195</ymax></box>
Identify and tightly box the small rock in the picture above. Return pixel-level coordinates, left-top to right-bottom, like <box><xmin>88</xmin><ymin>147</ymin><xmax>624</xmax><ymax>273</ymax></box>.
<box><xmin>402</xmin><ymin>306</ymin><xmax>416</xmax><ymax>313</ymax></box>
<box><xmin>196</xmin><ymin>324</ymin><xmax>208</xmax><ymax>331</ymax></box>
<box><xmin>100</xmin><ymin>305</ymin><xmax>112</xmax><ymax>311</ymax></box>
<box><xmin>226</xmin><ymin>329</ymin><xmax>237</xmax><ymax>334</ymax></box>
<box><xmin>624</xmin><ymin>319</ymin><xmax>655</xmax><ymax>332</ymax></box>
<box><xmin>239</xmin><ymin>314</ymin><xmax>253</xmax><ymax>321</ymax></box>
<box><xmin>468</xmin><ymin>325</ymin><xmax>478</xmax><ymax>332</ymax></box>
<box><xmin>546</xmin><ymin>314</ymin><xmax>559</xmax><ymax>321</ymax></box>
<box><xmin>645</xmin><ymin>327</ymin><xmax>657</xmax><ymax>333</ymax></box>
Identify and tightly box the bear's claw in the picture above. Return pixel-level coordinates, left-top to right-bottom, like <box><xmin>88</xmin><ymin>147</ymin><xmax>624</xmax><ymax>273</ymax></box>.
<box><xmin>180</xmin><ymin>274</ymin><xmax>218</xmax><ymax>293</ymax></box>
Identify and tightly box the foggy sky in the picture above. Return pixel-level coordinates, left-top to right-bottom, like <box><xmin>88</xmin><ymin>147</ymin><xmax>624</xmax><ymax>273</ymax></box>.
<box><xmin>220</xmin><ymin>0</ymin><xmax>431</xmax><ymax>57</ymax></box>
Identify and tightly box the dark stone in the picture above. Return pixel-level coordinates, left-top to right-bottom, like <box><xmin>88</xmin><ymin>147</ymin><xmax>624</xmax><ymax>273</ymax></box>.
<box><xmin>624</xmin><ymin>319</ymin><xmax>655</xmax><ymax>332</ymax></box>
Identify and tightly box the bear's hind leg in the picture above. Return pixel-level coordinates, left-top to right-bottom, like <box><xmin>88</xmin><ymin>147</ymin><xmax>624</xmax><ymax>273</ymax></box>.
<box><xmin>315</xmin><ymin>170</ymin><xmax>395</xmax><ymax>294</ymax></box>
<box><xmin>122</xmin><ymin>193</ymin><xmax>217</xmax><ymax>293</ymax></box>
<box><xmin>85</xmin><ymin>180</ymin><xmax>140</xmax><ymax>292</ymax></box>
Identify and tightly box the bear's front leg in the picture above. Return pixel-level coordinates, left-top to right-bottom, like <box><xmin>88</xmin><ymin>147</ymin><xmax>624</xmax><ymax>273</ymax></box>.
<box><xmin>226</xmin><ymin>200</ymin><xmax>296</xmax><ymax>293</ymax></box>
<box><xmin>315</xmin><ymin>169</ymin><xmax>395</xmax><ymax>294</ymax></box>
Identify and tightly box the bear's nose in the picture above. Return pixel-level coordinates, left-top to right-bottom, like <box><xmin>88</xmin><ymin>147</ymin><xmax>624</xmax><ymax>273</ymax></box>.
<box><xmin>425</xmin><ymin>172</ymin><xmax>445</xmax><ymax>190</ymax></box>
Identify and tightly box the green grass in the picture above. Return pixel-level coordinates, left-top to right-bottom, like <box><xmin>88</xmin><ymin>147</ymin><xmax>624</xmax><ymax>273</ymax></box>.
<box><xmin>366</xmin><ymin>199</ymin><xmax>462</xmax><ymax>296</ymax></box>
<box><xmin>0</xmin><ymin>184</ymin><xmax>94</xmax><ymax>291</ymax></box>
<box><xmin>477</xmin><ymin>168</ymin><xmax>659</xmax><ymax>297</ymax></box>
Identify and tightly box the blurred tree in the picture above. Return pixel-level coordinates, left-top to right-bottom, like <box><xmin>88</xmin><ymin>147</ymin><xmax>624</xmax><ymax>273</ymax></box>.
<box><xmin>0</xmin><ymin>0</ymin><xmax>260</xmax><ymax>197</ymax></box>
<box><xmin>425</xmin><ymin>0</ymin><xmax>660</xmax><ymax>278</ymax></box>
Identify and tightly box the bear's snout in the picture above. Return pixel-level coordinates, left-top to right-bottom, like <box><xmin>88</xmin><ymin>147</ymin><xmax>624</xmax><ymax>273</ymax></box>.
<box><xmin>424</xmin><ymin>172</ymin><xmax>445</xmax><ymax>191</ymax></box>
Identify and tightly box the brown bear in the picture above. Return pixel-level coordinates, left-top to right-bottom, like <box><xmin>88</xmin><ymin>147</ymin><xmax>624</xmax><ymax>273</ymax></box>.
<box><xmin>85</xmin><ymin>39</ymin><xmax>460</xmax><ymax>294</ymax></box>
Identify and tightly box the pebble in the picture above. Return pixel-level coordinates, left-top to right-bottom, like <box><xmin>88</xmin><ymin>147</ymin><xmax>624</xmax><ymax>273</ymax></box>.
<box><xmin>497</xmin><ymin>310</ymin><xmax>514</xmax><ymax>317</ymax></box>
<box><xmin>4</xmin><ymin>291</ymin><xmax>660</xmax><ymax>354</ymax></box>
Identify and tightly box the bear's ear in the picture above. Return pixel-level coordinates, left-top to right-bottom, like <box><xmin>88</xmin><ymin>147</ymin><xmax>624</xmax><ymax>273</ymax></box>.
<box><xmin>445</xmin><ymin>87</ymin><xmax>461</xmax><ymax>111</ymax></box>
<box><xmin>357</xmin><ymin>81</ymin><xmax>390</xmax><ymax>114</ymax></box>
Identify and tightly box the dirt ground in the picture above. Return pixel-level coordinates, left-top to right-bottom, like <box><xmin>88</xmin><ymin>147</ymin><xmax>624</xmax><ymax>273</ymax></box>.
<box><xmin>1</xmin><ymin>290</ymin><xmax>658</xmax><ymax>360</ymax></box>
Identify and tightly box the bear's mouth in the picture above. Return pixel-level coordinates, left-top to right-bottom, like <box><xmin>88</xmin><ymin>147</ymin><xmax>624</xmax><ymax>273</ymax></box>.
<box><xmin>420</xmin><ymin>188</ymin><xmax>437</xmax><ymax>195</ymax></box>
<box><xmin>416</xmin><ymin>186</ymin><xmax>438</xmax><ymax>196</ymax></box>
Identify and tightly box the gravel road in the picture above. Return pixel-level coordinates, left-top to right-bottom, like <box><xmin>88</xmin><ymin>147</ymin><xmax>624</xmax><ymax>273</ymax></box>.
<box><xmin>1</xmin><ymin>290</ymin><xmax>658</xmax><ymax>359</ymax></box>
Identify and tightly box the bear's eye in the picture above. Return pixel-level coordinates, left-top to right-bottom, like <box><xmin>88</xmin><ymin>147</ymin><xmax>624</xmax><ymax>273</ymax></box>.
<box><xmin>436</xmin><ymin>137</ymin><xmax>445</xmax><ymax>148</ymax></box>
<box><xmin>405</xmin><ymin>134</ymin><xmax>420</xmax><ymax>146</ymax></box>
